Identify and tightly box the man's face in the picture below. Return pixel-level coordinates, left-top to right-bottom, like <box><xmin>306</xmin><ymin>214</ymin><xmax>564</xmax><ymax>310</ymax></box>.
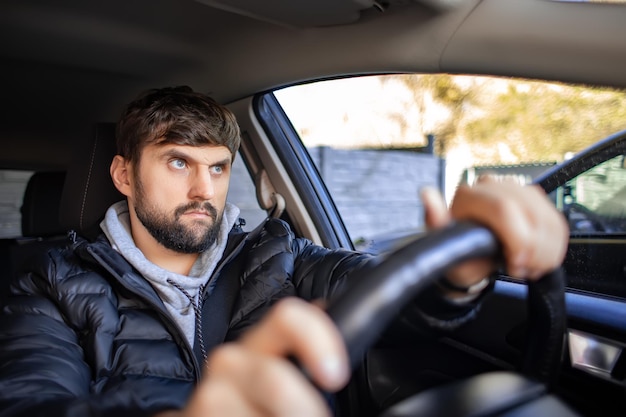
<box><xmin>130</xmin><ymin>143</ymin><xmax>232</xmax><ymax>253</ymax></box>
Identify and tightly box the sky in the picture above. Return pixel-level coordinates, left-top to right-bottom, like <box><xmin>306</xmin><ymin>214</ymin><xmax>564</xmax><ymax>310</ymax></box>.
<box><xmin>274</xmin><ymin>76</ymin><xmax>431</xmax><ymax>148</ymax></box>
<box><xmin>274</xmin><ymin>75</ymin><xmax>471</xmax><ymax>202</ymax></box>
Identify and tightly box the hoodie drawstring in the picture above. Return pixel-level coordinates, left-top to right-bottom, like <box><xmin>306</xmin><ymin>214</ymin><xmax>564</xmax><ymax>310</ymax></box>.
<box><xmin>166</xmin><ymin>279</ymin><xmax>207</xmax><ymax>361</ymax></box>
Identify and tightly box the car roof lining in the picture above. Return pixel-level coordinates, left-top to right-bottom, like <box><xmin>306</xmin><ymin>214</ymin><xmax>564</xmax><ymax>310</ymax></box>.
<box><xmin>191</xmin><ymin>0</ymin><xmax>466</xmax><ymax>28</ymax></box>
<box><xmin>1</xmin><ymin>0</ymin><xmax>626</xmax><ymax>170</ymax></box>
<box><xmin>442</xmin><ymin>0</ymin><xmax>626</xmax><ymax>89</ymax></box>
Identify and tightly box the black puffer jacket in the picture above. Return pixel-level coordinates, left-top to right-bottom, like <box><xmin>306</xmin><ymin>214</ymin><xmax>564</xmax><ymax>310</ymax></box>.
<box><xmin>0</xmin><ymin>218</ymin><xmax>484</xmax><ymax>417</ymax></box>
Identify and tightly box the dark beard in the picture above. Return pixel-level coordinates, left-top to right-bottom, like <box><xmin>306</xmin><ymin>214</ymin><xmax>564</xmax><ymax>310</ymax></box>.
<box><xmin>134</xmin><ymin>180</ymin><xmax>223</xmax><ymax>253</ymax></box>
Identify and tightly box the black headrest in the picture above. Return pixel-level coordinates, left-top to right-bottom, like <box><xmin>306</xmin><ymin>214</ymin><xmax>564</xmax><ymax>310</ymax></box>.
<box><xmin>59</xmin><ymin>123</ymin><xmax>124</xmax><ymax>241</ymax></box>
<box><xmin>20</xmin><ymin>171</ymin><xmax>67</xmax><ymax>237</ymax></box>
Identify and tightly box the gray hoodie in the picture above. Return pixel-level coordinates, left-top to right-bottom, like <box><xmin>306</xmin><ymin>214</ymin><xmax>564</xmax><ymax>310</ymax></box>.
<box><xmin>100</xmin><ymin>200</ymin><xmax>241</xmax><ymax>347</ymax></box>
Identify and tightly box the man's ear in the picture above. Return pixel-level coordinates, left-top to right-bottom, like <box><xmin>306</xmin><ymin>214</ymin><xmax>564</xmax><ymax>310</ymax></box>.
<box><xmin>110</xmin><ymin>155</ymin><xmax>133</xmax><ymax>197</ymax></box>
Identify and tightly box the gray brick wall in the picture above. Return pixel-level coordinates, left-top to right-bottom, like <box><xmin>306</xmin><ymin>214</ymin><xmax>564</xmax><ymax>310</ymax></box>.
<box><xmin>309</xmin><ymin>147</ymin><xmax>443</xmax><ymax>241</ymax></box>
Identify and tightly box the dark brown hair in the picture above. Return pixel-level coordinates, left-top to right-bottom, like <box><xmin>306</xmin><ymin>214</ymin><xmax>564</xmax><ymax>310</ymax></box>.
<box><xmin>116</xmin><ymin>86</ymin><xmax>241</xmax><ymax>166</ymax></box>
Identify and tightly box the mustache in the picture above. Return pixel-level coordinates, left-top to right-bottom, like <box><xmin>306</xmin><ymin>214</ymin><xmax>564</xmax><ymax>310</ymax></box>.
<box><xmin>174</xmin><ymin>201</ymin><xmax>218</xmax><ymax>219</ymax></box>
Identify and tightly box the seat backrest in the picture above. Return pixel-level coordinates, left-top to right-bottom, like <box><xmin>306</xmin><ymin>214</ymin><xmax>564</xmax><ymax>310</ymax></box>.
<box><xmin>59</xmin><ymin>123</ymin><xmax>124</xmax><ymax>241</ymax></box>
<box><xmin>20</xmin><ymin>171</ymin><xmax>66</xmax><ymax>238</ymax></box>
<box><xmin>3</xmin><ymin>124</ymin><xmax>122</xmax><ymax>305</ymax></box>
<box><xmin>1</xmin><ymin>170</ymin><xmax>68</xmax><ymax>305</ymax></box>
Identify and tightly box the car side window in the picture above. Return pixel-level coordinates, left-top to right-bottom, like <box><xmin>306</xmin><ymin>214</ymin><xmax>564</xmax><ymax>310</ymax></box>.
<box><xmin>274</xmin><ymin>73</ymin><xmax>626</xmax><ymax>299</ymax></box>
<box><xmin>0</xmin><ymin>170</ymin><xmax>34</xmax><ymax>238</ymax></box>
<box><xmin>561</xmin><ymin>155</ymin><xmax>626</xmax><ymax>234</ymax></box>
<box><xmin>228</xmin><ymin>154</ymin><xmax>268</xmax><ymax>231</ymax></box>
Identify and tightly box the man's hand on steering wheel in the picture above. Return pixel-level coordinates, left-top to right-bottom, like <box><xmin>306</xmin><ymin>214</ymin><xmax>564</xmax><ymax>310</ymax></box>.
<box><xmin>158</xmin><ymin>178</ymin><xmax>569</xmax><ymax>417</ymax></box>
<box><xmin>421</xmin><ymin>175</ymin><xmax>569</xmax><ymax>292</ymax></box>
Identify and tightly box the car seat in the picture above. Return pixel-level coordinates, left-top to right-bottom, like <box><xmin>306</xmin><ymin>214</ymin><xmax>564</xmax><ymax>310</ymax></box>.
<box><xmin>59</xmin><ymin>123</ymin><xmax>123</xmax><ymax>241</ymax></box>
<box><xmin>1</xmin><ymin>171</ymin><xmax>68</xmax><ymax>304</ymax></box>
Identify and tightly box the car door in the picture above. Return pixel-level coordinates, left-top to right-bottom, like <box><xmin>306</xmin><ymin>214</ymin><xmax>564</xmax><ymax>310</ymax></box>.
<box><xmin>230</xmin><ymin>75</ymin><xmax>626</xmax><ymax>417</ymax></box>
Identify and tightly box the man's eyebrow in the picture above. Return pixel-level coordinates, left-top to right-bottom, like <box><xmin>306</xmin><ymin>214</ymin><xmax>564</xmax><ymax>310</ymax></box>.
<box><xmin>212</xmin><ymin>157</ymin><xmax>232</xmax><ymax>166</ymax></box>
<box><xmin>160</xmin><ymin>148</ymin><xmax>188</xmax><ymax>159</ymax></box>
<box><xmin>160</xmin><ymin>148</ymin><xmax>232</xmax><ymax>166</ymax></box>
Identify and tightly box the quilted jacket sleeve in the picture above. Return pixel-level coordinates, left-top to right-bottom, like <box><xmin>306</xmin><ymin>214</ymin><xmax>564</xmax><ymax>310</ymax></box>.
<box><xmin>289</xmin><ymin>236</ymin><xmax>492</xmax><ymax>333</ymax></box>
<box><xmin>0</xmin><ymin>248</ymin><xmax>163</xmax><ymax>417</ymax></box>
<box><xmin>0</xmin><ymin>249</ymin><xmax>94</xmax><ymax>417</ymax></box>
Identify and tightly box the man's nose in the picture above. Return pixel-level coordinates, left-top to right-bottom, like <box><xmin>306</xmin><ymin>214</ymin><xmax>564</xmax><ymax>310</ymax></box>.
<box><xmin>189</xmin><ymin>169</ymin><xmax>215</xmax><ymax>200</ymax></box>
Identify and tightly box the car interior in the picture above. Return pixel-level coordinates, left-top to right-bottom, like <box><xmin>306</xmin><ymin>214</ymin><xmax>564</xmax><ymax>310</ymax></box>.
<box><xmin>1</xmin><ymin>0</ymin><xmax>626</xmax><ymax>416</ymax></box>
<box><xmin>0</xmin><ymin>170</ymin><xmax>66</xmax><ymax>303</ymax></box>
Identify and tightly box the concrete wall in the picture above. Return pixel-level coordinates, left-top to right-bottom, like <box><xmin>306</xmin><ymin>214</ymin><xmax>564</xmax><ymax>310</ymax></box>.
<box><xmin>309</xmin><ymin>147</ymin><xmax>444</xmax><ymax>242</ymax></box>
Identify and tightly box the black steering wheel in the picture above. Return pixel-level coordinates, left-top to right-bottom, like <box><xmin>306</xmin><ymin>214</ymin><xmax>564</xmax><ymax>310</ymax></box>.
<box><xmin>325</xmin><ymin>222</ymin><xmax>573</xmax><ymax>417</ymax></box>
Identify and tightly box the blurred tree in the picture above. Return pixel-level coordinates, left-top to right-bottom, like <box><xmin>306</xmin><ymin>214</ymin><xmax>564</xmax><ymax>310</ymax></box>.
<box><xmin>382</xmin><ymin>74</ymin><xmax>478</xmax><ymax>155</ymax></box>
<box><xmin>463</xmin><ymin>80</ymin><xmax>626</xmax><ymax>164</ymax></box>
<box><xmin>384</xmin><ymin>74</ymin><xmax>626</xmax><ymax>164</ymax></box>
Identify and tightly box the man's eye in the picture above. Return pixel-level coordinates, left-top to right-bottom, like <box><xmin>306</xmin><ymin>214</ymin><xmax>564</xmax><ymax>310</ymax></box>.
<box><xmin>170</xmin><ymin>159</ymin><xmax>187</xmax><ymax>169</ymax></box>
<box><xmin>211</xmin><ymin>165</ymin><xmax>224</xmax><ymax>174</ymax></box>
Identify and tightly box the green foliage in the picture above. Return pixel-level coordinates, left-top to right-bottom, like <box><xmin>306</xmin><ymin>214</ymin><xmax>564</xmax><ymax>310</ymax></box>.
<box><xmin>384</xmin><ymin>74</ymin><xmax>626</xmax><ymax>164</ymax></box>
<box><xmin>464</xmin><ymin>81</ymin><xmax>626</xmax><ymax>163</ymax></box>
